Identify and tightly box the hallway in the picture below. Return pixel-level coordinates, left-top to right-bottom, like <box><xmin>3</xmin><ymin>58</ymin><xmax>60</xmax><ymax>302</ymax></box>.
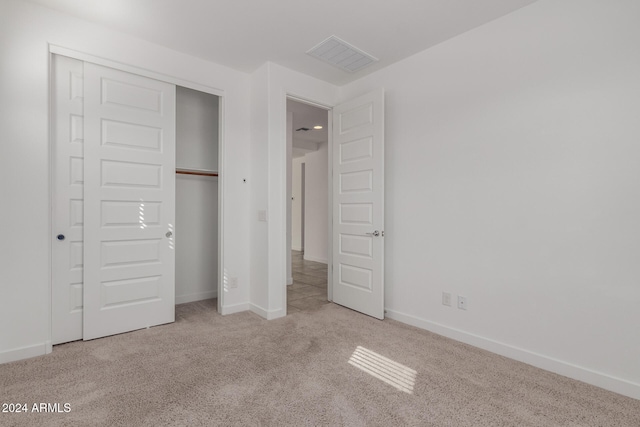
<box><xmin>287</xmin><ymin>251</ymin><xmax>329</xmax><ymax>313</ymax></box>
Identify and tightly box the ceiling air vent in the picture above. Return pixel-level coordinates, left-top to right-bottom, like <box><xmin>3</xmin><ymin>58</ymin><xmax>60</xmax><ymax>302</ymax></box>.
<box><xmin>307</xmin><ymin>35</ymin><xmax>378</xmax><ymax>73</ymax></box>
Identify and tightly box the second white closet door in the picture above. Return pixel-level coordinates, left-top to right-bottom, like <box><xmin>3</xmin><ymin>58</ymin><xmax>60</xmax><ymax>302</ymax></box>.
<box><xmin>83</xmin><ymin>62</ymin><xmax>176</xmax><ymax>340</ymax></box>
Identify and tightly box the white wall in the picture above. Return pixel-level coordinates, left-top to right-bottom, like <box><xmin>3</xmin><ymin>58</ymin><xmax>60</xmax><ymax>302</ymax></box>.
<box><xmin>249</xmin><ymin>64</ymin><xmax>270</xmax><ymax>316</ymax></box>
<box><xmin>176</xmin><ymin>87</ymin><xmax>219</xmax><ymax>171</ymax></box>
<box><xmin>340</xmin><ymin>0</ymin><xmax>640</xmax><ymax>398</ymax></box>
<box><xmin>291</xmin><ymin>158</ymin><xmax>304</xmax><ymax>251</ymax></box>
<box><xmin>303</xmin><ymin>142</ymin><xmax>328</xmax><ymax>264</ymax></box>
<box><xmin>0</xmin><ymin>0</ymin><xmax>251</xmax><ymax>363</ymax></box>
<box><xmin>176</xmin><ymin>176</ymin><xmax>218</xmax><ymax>303</ymax></box>
<box><xmin>175</xmin><ymin>87</ymin><xmax>219</xmax><ymax>304</ymax></box>
<box><xmin>251</xmin><ymin>62</ymin><xmax>339</xmax><ymax>319</ymax></box>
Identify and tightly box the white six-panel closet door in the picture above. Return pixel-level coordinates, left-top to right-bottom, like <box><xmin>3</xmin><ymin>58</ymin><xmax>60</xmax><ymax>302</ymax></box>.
<box><xmin>82</xmin><ymin>62</ymin><xmax>176</xmax><ymax>340</ymax></box>
<box><xmin>52</xmin><ymin>55</ymin><xmax>85</xmax><ymax>345</ymax></box>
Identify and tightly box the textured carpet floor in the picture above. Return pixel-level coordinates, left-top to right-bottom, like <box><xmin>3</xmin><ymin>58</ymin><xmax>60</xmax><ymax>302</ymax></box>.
<box><xmin>1</xmin><ymin>300</ymin><xmax>638</xmax><ymax>426</ymax></box>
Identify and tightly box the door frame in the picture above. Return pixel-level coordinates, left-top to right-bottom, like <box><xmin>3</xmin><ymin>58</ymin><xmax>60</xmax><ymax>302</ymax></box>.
<box><xmin>285</xmin><ymin>94</ymin><xmax>334</xmax><ymax>306</ymax></box>
<box><xmin>301</xmin><ymin>162</ymin><xmax>305</xmax><ymax>252</ymax></box>
<box><xmin>48</xmin><ymin>45</ymin><xmax>227</xmax><ymax>341</ymax></box>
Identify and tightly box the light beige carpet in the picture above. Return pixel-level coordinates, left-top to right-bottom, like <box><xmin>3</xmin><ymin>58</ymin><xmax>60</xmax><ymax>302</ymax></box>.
<box><xmin>1</xmin><ymin>300</ymin><xmax>638</xmax><ymax>426</ymax></box>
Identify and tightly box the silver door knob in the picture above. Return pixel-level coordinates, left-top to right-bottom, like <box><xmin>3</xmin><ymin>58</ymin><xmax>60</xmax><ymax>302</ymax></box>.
<box><xmin>365</xmin><ymin>230</ymin><xmax>380</xmax><ymax>237</ymax></box>
<box><xmin>166</xmin><ymin>231</ymin><xmax>172</xmax><ymax>238</ymax></box>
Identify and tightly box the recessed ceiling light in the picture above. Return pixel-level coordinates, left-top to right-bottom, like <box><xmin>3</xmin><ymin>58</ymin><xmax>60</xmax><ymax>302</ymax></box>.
<box><xmin>313</xmin><ymin>125</ymin><xmax>323</xmax><ymax>130</ymax></box>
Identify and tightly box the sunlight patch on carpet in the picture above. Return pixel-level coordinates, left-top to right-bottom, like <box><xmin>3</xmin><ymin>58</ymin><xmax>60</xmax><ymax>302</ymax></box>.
<box><xmin>348</xmin><ymin>346</ymin><xmax>417</xmax><ymax>394</ymax></box>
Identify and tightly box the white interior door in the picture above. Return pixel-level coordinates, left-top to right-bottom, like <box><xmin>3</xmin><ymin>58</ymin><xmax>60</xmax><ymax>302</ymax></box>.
<box><xmin>52</xmin><ymin>54</ymin><xmax>85</xmax><ymax>344</ymax></box>
<box><xmin>83</xmin><ymin>62</ymin><xmax>176</xmax><ymax>340</ymax></box>
<box><xmin>332</xmin><ymin>88</ymin><xmax>385</xmax><ymax>319</ymax></box>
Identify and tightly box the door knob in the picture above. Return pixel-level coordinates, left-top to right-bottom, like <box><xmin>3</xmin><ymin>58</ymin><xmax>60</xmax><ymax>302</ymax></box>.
<box><xmin>57</xmin><ymin>234</ymin><xmax>65</xmax><ymax>241</ymax></box>
<box><xmin>166</xmin><ymin>231</ymin><xmax>172</xmax><ymax>238</ymax></box>
<box><xmin>365</xmin><ymin>230</ymin><xmax>380</xmax><ymax>237</ymax></box>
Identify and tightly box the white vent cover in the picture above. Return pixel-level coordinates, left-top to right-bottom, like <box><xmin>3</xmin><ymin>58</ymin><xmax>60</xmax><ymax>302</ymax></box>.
<box><xmin>307</xmin><ymin>35</ymin><xmax>378</xmax><ymax>73</ymax></box>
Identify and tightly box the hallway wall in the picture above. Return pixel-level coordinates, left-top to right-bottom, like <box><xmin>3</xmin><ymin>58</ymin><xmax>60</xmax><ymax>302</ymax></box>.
<box><xmin>291</xmin><ymin>158</ymin><xmax>304</xmax><ymax>252</ymax></box>
<box><xmin>303</xmin><ymin>141</ymin><xmax>328</xmax><ymax>264</ymax></box>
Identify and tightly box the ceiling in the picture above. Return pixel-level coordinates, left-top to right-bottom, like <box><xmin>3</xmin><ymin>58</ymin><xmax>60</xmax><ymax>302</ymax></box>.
<box><xmin>28</xmin><ymin>0</ymin><xmax>537</xmax><ymax>85</ymax></box>
<box><xmin>287</xmin><ymin>99</ymin><xmax>328</xmax><ymax>158</ymax></box>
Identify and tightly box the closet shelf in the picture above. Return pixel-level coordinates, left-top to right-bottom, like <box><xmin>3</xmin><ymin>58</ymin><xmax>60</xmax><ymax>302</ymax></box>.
<box><xmin>176</xmin><ymin>168</ymin><xmax>218</xmax><ymax>177</ymax></box>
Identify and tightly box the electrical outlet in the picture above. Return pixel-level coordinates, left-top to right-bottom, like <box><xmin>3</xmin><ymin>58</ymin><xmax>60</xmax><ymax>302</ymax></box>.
<box><xmin>442</xmin><ymin>292</ymin><xmax>451</xmax><ymax>307</ymax></box>
<box><xmin>457</xmin><ymin>296</ymin><xmax>467</xmax><ymax>310</ymax></box>
<box><xmin>257</xmin><ymin>210</ymin><xmax>267</xmax><ymax>222</ymax></box>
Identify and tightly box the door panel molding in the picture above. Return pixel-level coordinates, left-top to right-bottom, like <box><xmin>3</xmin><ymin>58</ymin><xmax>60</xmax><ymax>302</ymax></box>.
<box><xmin>83</xmin><ymin>62</ymin><xmax>176</xmax><ymax>340</ymax></box>
<box><xmin>332</xmin><ymin>88</ymin><xmax>385</xmax><ymax>319</ymax></box>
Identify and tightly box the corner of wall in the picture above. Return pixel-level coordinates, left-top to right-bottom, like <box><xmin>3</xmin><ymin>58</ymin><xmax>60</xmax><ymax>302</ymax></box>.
<box><xmin>250</xmin><ymin>303</ymin><xmax>286</xmax><ymax>320</ymax></box>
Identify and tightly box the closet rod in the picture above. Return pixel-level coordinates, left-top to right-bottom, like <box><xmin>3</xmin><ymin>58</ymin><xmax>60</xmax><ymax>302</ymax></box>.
<box><xmin>176</xmin><ymin>168</ymin><xmax>218</xmax><ymax>177</ymax></box>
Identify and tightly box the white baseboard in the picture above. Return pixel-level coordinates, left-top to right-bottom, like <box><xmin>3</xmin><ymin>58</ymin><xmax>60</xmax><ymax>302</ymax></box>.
<box><xmin>385</xmin><ymin>309</ymin><xmax>640</xmax><ymax>400</ymax></box>
<box><xmin>0</xmin><ymin>341</ymin><xmax>51</xmax><ymax>364</ymax></box>
<box><xmin>288</xmin><ymin>276</ymin><xmax>293</xmax><ymax>285</ymax></box>
<box><xmin>250</xmin><ymin>303</ymin><xmax>286</xmax><ymax>320</ymax></box>
<box><xmin>175</xmin><ymin>290</ymin><xmax>217</xmax><ymax>305</ymax></box>
<box><xmin>220</xmin><ymin>302</ymin><xmax>250</xmax><ymax>315</ymax></box>
<box><xmin>303</xmin><ymin>254</ymin><xmax>328</xmax><ymax>264</ymax></box>
<box><xmin>292</xmin><ymin>245</ymin><xmax>302</xmax><ymax>252</ymax></box>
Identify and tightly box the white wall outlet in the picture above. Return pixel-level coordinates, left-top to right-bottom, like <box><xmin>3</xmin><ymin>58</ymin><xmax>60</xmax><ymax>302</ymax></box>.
<box><xmin>442</xmin><ymin>292</ymin><xmax>451</xmax><ymax>306</ymax></box>
<box><xmin>229</xmin><ymin>277</ymin><xmax>238</xmax><ymax>289</ymax></box>
<box><xmin>257</xmin><ymin>210</ymin><xmax>267</xmax><ymax>222</ymax></box>
<box><xmin>457</xmin><ymin>296</ymin><xmax>467</xmax><ymax>310</ymax></box>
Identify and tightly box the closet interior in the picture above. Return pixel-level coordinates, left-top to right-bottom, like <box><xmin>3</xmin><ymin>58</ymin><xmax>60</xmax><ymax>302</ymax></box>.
<box><xmin>175</xmin><ymin>86</ymin><xmax>220</xmax><ymax>305</ymax></box>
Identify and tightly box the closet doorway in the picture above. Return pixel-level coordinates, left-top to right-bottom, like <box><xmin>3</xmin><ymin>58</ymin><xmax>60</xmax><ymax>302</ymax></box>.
<box><xmin>175</xmin><ymin>87</ymin><xmax>220</xmax><ymax>306</ymax></box>
<box><xmin>51</xmin><ymin>54</ymin><xmax>221</xmax><ymax>344</ymax></box>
